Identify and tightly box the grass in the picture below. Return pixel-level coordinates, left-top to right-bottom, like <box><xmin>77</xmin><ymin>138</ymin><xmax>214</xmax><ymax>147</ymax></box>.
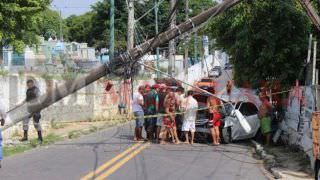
<box><xmin>68</xmin><ymin>130</ymin><xmax>82</xmax><ymax>139</ymax></box>
<box><xmin>0</xmin><ymin>70</ymin><xmax>9</xmax><ymax>77</ymax></box>
<box><xmin>3</xmin><ymin>133</ymin><xmax>63</xmax><ymax>157</ymax></box>
<box><xmin>50</xmin><ymin>120</ymin><xmax>68</xmax><ymax>129</ymax></box>
<box><xmin>3</xmin><ymin>115</ymin><xmax>131</xmax><ymax>157</ymax></box>
<box><xmin>67</xmin><ymin>125</ymin><xmax>99</xmax><ymax>139</ymax></box>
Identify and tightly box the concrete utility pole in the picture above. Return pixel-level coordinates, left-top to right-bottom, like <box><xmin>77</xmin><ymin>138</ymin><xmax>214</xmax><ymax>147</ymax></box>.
<box><xmin>110</xmin><ymin>0</ymin><xmax>115</xmax><ymax>60</ymax></box>
<box><xmin>3</xmin><ymin>0</ymin><xmax>242</xmax><ymax>130</ymax></box>
<box><xmin>59</xmin><ymin>9</ymin><xmax>63</xmax><ymax>41</ymax></box>
<box><xmin>307</xmin><ymin>34</ymin><xmax>313</xmax><ymax>64</ymax></box>
<box><xmin>184</xmin><ymin>0</ymin><xmax>189</xmax><ymax>82</ymax></box>
<box><xmin>194</xmin><ymin>33</ymin><xmax>198</xmax><ymax>63</ymax></box>
<box><xmin>127</xmin><ymin>0</ymin><xmax>135</xmax><ymax>50</ymax></box>
<box><xmin>168</xmin><ymin>0</ymin><xmax>176</xmax><ymax>76</ymax></box>
<box><xmin>313</xmin><ymin>41</ymin><xmax>318</xmax><ymax>85</ymax></box>
<box><xmin>155</xmin><ymin>0</ymin><xmax>161</xmax><ymax>78</ymax></box>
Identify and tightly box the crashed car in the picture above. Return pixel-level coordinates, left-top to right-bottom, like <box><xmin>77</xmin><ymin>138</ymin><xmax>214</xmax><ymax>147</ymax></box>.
<box><xmin>189</xmin><ymin>91</ymin><xmax>260</xmax><ymax>143</ymax></box>
<box><xmin>221</xmin><ymin>101</ymin><xmax>260</xmax><ymax>143</ymax></box>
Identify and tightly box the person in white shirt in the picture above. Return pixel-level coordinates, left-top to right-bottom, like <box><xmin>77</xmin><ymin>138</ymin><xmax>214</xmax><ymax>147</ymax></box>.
<box><xmin>0</xmin><ymin>99</ymin><xmax>7</xmax><ymax>168</ymax></box>
<box><xmin>132</xmin><ymin>86</ymin><xmax>145</xmax><ymax>141</ymax></box>
<box><xmin>182</xmin><ymin>90</ymin><xmax>198</xmax><ymax>144</ymax></box>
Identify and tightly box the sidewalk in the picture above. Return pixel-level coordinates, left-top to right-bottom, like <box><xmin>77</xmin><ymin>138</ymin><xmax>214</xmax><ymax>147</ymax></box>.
<box><xmin>253</xmin><ymin>140</ymin><xmax>313</xmax><ymax>179</ymax></box>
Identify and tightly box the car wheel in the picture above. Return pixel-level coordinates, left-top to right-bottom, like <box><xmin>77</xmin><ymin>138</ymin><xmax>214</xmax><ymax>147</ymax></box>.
<box><xmin>195</xmin><ymin>132</ymin><xmax>209</xmax><ymax>143</ymax></box>
<box><xmin>315</xmin><ymin>159</ymin><xmax>320</xmax><ymax>180</ymax></box>
<box><xmin>221</xmin><ymin>127</ymin><xmax>232</xmax><ymax>144</ymax></box>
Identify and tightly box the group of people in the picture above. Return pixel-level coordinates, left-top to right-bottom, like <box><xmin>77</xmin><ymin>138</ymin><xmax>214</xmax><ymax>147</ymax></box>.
<box><xmin>0</xmin><ymin>79</ymin><xmax>44</xmax><ymax>168</ymax></box>
<box><xmin>132</xmin><ymin>83</ymin><xmax>223</xmax><ymax>145</ymax></box>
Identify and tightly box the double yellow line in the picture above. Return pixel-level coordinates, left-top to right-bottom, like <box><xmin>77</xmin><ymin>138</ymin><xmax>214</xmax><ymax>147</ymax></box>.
<box><xmin>81</xmin><ymin>142</ymin><xmax>150</xmax><ymax>180</ymax></box>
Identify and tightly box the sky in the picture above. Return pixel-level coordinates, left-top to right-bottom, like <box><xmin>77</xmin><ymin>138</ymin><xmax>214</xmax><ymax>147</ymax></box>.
<box><xmin>51</xmin><ymin>0</ymin><xmax>101</xmax><ymax>18</ymax></box>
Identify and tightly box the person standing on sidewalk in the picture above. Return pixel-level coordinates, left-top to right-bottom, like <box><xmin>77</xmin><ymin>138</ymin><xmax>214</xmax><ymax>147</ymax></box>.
<box><xmin>182</xmin><ymin>91</ymin><xmax>198</xmax><ymax>144</ymax></box>
<box><xmin>0</xmin><ymin>98</ymin><xmax>7</xmax><ymax>168</ymax></box>
<box><xmin>258</xmin><ymin>94</ymin><xmax>273</xmax><ymax>146</ymax></box>
<box><xmin>21</xmin><ymin>79</ymin><xmax>43</xmax><ymax>142</ymax></box>
<box><xmin>226</xmin><ymin>80</ymin><xmax>233</xmax><ymax>101</ymax></box>
<box><xmin>132</xmin><ymin>86</ymin><xmax>145</xmax><ymax>141</ymax></box>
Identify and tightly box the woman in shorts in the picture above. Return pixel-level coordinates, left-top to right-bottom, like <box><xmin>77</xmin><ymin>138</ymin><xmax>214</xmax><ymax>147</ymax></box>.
<box><xmin>207</xmin><ymin>92</ymin><xmax>222</xmax><ymax>145</ymax></box>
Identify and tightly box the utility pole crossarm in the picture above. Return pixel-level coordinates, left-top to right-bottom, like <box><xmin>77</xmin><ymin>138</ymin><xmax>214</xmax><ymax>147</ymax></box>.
<box><xmin>298</xmin><ymin>0</ymin><xmax>320</xmax><ymax>32</ymax></box>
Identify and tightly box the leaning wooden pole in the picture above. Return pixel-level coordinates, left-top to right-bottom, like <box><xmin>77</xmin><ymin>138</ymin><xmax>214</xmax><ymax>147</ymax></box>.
<box><xmin>3</xmin><ymin>0</ymin><xmax>241</xmax><ymax>130</ymax></box>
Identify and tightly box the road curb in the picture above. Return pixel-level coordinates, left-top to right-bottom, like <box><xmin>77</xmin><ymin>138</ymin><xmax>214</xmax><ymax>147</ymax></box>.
<box><xmin>250</xmin><ymin>140</ymin><xmax>281</xmax><ymax>179</ymax></box>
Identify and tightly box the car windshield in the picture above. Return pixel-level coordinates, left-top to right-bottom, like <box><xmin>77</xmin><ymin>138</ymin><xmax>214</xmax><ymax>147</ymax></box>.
<box><xmin>236</xmin><ymin>102</ymin><xmax>258</xmax><ymax>116</ymax></box>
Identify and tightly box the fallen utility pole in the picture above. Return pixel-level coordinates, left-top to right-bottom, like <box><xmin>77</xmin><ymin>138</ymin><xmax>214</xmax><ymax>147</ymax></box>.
<box><xmin>3</xmin><ymin>0</ymin><xmax>241</xmax><ymax>130</ymax></box>
<box><xmin>298</xmin><ymin>0</ymin><xmax>320</xmax><ymax>31</ymax></box>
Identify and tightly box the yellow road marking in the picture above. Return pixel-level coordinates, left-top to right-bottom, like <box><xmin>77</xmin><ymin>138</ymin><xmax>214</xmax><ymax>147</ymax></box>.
<box><xmin>95</xmin><ymin>143</ymin><xmax>151</xmax><ymax>180</ymax></box>
<box><xmin>81</xmin><ymin>142</ymin><xmax>143</xmax><ymax>180</ymax></box>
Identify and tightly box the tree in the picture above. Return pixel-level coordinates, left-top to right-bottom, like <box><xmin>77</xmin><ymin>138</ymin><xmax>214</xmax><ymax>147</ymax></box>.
<box><xmin>65</xmin><ymin>13</ymin><xmax>94</xmax><ymax>45</ymax></box>
<box><xmin>206</xmin><ymin>0</ymin><xmax>311</xmax><ymax>88</ymax></box>
<box><xmin>35</xmin><ymin>9</ymin><xmax>64</xmax><ymax>40</ymax></box>
<box><xmin>0</xmin><ymin>0</ymin><xmax>50</xmax><ymax>52</ymax></box>
<box><xmin>64</xmin><ymin>0</ymin><xmax>215</xmax><ymax>51</ymax></box>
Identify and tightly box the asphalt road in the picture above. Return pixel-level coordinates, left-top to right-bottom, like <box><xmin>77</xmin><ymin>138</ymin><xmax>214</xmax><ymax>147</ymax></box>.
<box><xmin>1</xmin><ymin>68</ymin><xmax>267</xmax><ymax>180</ymax></box>
<box><xmin>1</xmin><ymin>122</ymin><xmax>267</xmax><ymax>180</ymax></box>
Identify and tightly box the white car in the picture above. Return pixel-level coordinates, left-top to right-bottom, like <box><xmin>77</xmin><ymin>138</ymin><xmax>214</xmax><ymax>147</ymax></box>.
<box><xmin>191</xmin><ymin>92</ymin><xmax>261</xmax><ymax>143</ymax></box>
<box><xmin>221</xmin><ymin>101</ymin><xmax>260</xmax><ymax>143</ymax></box>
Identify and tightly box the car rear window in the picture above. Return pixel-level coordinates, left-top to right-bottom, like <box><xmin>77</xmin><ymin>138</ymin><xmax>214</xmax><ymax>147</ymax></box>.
<box><xmin>193</xmin><ymin>94</ymin><xmax>208</xmax><ymax>106</ymax></box>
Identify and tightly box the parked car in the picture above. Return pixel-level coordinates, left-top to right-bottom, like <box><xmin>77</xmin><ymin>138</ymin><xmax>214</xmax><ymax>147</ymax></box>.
<box><xmin>224</xmin><ymin>63</ymin><xmax>233</xmax><ymax>70</ymax></box>
<box><xmin>186</xmin><ymin>91</ymin><xmax>260</xmax><ymax>143</ymax></box>
<box><xmin>209</xmin><ymin>66</ymin><xmax>222</xmax><ymax>78</ymax></box>
<box><xmin>195</xmin><ymin>78</ymin><xmax>216</xmax><ymax>92</ymax></box>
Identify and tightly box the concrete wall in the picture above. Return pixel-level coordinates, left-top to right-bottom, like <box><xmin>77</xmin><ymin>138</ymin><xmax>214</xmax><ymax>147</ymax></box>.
<box><xmin>280</xmin><ymin>86</ymin><xmax>316</xmax><ymax>168</ymax></box>
<box><xmin>176</xmin><ymin>55</ymin><xmax>215</xmax><ymax>86</ymax></box>
<box><xmin>0</xmin><ymin>74</ymin><xmax>126</xmax><ymax>138</ymax></box>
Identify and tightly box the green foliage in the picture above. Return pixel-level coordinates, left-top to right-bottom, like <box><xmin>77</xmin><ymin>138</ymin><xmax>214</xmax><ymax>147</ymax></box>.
<box><xmin>35</xmin><ymin>9</ymin><xmax>65</xmax><ymax>40</ymax></box>
<box><xmin>4</xmin><ymin>133</ymin><xmax>63</xmax><ymax>157</ymax></box>
<box><xmin>207</xmin><ymin>0</ymin><xmax>311</xmax><ymax>88</ymax></box>
<box><xmin>0</xmin><ymin>70</ymin><xmax>9</xmax><ymax>77</ymax></box>
<box><xmin>0</xmin><ymin>0</ymin><xmax>50</xmax><ymax>52</ymax></box>
<box><xmin>41</xmin><ymin>73</ymin><xmax>54</xmax><ymax>80</ymax></box>
<box><xmin>65</xmin><ymin>13</ymin><xmax>95</xmax><ymax>44</ymax></box>
<box><xmin>64</xmin><ymin>0</ymin><xmax>215</xmax><ymax>52</ymax></box>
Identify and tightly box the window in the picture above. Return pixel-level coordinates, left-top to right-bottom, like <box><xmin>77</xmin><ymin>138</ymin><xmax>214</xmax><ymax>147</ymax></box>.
<box><xmin>237</xmin><ymin>102</ymin><xmax>258</xmax><ymax>116</ymax></box>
